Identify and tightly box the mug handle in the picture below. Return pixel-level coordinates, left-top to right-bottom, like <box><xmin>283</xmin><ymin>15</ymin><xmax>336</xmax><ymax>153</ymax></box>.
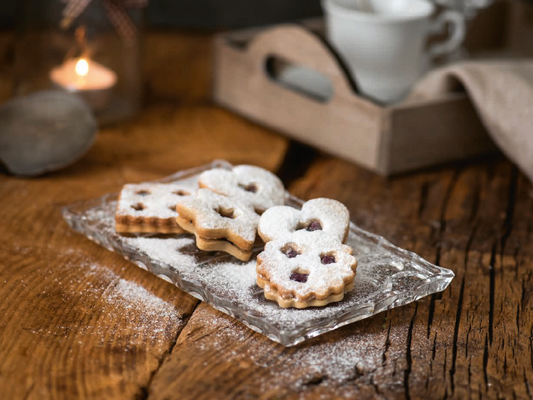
<box><xmin>427</xmin><ymin>10</ymin><xmax>466</xmax><ymax>59</ymax></box>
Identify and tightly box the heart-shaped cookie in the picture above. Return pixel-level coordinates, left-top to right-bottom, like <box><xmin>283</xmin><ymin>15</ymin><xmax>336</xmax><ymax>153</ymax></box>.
<box><xmin>258</xmin><ymin>198</ymin><xmax>350</xmax><ymax>243</ymax></box>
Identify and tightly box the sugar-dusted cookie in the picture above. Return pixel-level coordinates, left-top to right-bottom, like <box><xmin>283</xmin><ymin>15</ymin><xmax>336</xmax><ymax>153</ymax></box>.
<box><xmin>175</xmin><ymin>189</ymin><xmax>260</xmax><ymax>261</ymax></box>
<box><xmin>115</xmin><ymin>183</ymin><xmax>194</xmax><ymax>234</ymax></box>
<box><xmin>198</xmin><ymin>165</ymin><xmax>285</xmax><ymax>214</ymax></box>
<box><xmin>256</xmin><ymin>230</ymin><xmax>357</xmax><ymax>308</ymax></box>
<box><xmin>258</xmin><ymin>198</ymin><xmax>350</xmax><ymax>244</ymax></box>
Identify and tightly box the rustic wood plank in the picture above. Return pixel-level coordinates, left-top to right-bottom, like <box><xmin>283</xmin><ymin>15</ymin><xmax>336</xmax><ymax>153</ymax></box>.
<box><xmin>148</xmin><ymin>154</ymin><xmax>533</xmax><ymax>400</ymax></box>
<box><xmin>0</xmin><ymin>31</ymin><xmax>289</xmax><ymax>400</ymax></box>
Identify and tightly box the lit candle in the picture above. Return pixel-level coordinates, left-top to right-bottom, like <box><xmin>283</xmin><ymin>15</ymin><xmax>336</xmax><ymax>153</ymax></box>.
<box><xmin>50</xmin><ymin>58</ymin><xmax>117</xmax><ymax>111</ymax></box>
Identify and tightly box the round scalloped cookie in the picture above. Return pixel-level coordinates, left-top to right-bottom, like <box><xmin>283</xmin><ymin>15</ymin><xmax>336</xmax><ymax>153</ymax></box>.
<box><xmin>256</xmin><ymin>230</ymin><xmax>357</xmax><ymax>308</ymax></box>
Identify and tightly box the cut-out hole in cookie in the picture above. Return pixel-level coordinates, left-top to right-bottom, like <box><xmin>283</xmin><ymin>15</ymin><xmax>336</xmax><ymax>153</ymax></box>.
<box><xmin>238</xmin><ymin>182</ymin><xmax>258</xmax><ymax>193</ymax></box>
<box><xmin>131</xmin><ymin>203</ymin><xmax>145</xmax><ymax>211</ymax></box>
<box><xmin>135</xmin><ymin>190</ymin><xmax>150</xmax><ymax>196</ymax></box>
<box><xmin>320</xmin><ymin>253</ymin><xmax>336</xmax><ymax>265</ymax></box>
<box><xmin>297</xmin><ymin>219</ymin><xmax>323</xmax><ymax>232</ymax></box>
<box><xmin>280</xmin><ymin>243</ymin><xmax>300</xmax><ymax>258</ymax></box>
<box><xmin>215</xmin><ymin>207</ymin><xmax>236</xmax><ymax>219</ymax></box>
<box><xmin>307</xmin><ymin>220</ymin><xmax>322</xmax><ymax>231</ymax></box>
<box><xmin>173</xmin><ymin>190</ymin><xmax>191</xmax><ymax>196</ymax></box>
<box><xmin>168</xmin><ymin>205</ymin><xmax>177</xmax><ymax>212</ymax></box>
<box><xmin>290</xmin><ymin>271</ymin><xmax>309</xmax><ymax>283</ymax></box>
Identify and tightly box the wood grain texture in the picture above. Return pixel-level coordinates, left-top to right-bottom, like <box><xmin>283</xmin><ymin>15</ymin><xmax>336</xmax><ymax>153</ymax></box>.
<box><xmin>1</xmin><ymin>29</ymin><xmax>532</xmax><ymax>400</ymax></box>
<box><xmin>147</xmin><ymin>155</ymin><xmax>533</xmax><ymax>400</ymax></box>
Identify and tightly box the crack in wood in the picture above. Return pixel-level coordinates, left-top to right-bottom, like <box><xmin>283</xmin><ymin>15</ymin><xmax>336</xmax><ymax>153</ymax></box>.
<box><xmin>459</xmin><ymin>221</ymin><xmax>478</xmax><ymax>363</ymax></box>
<box><xmin>514</xmin><ymin>245</ymin><xmax>521</xmax><ymax>275</ymax></box>
<box><xmin>432</xmin><ymin>331</ymin><xmax>438</xmax><ymax>361</ymax></box>
<box><xmin>530</xmin><ymin>324</ymin><xmax>533</xmax><ymax>370</ymax></box>
<box><xmin>21</xmin><ymin>383</ymin><xmax>35</xmax><ymax>400</ymax></box>
<box><xmin>444</xmin><ymin>348</ymin><xmax>447</xmax><ymax>381</ymax></box>
<box><xmin>483</xmin><ymin>333</ymin><xmax>490</xmax><ymax>391</ymax></box>
<box><xmin>428</xmin><ymin>170</ymin><xmax>462</xmax><ymax>338</ymax></box>
<box><xmin>382</xmin><ymin>318</ymin><xmax>392</xmax><ymax>366</ymax></box>
<box><xmin>304</xmin><ymin>374</ymin><xmax>326</xmax><ymax>387</ymax></box>
<box><xmin>465</xmin><ymin>317</ymin><xmax>472</xmax><ymax>359</ymax></box>
<box><xmin>489</xmin><ymin>243</ymin><xmax>497</xmax><ymax>346</ymax></box>
<box><xmin>516</xmin><ymin>304</ymin><xmax>521</xmax><ymax>337</ymax></box>
<box><xmin>525</xmin><ymin>368</ymin><xmax>533</xmax><ymax>400</ymax></box>
<box><xmin>499</xmin><ymin>166</ymin><xmax>518</xmax><ymax>256</ymax></box>
<box><xmin>137</xmin><ymin>303</ymin><xmax>200</xmax><ymax>400</ymax></box>
<box><xmin>418</xmin><ymin>180</ymin><xmax>431</xmax><ymax>218</ymax></box>
<box><xmin>427</xmin><ymin>293</ymin><xmax>437</xmax><ymax>340</ymax></box>
<box><xmin>450</xmin><ymin>275</ymin><xmax>466</xmax><ymax>395</ymax></box>
<box><xmin>404</xmin><ymin>304</ymin><xmax>418</xmax><ymax>400</ymax></box>
<box><xmin>504</xmin><ymin>353</ymin><xmax>509</xmax><ymax>379</ymax></box>
<box><xmin>522</xmin><ymin>276</ymin><xmax>529</xmax><ymax>312</ymax></box>
<box><xmin>468</xmin><ymin>174</ymin><xmax>482</xmax><ymax>223</ymax></box>
<box><xmin>370</xmin><ymin>374</ymin><xmax>382</xmax><ymax>396</ymax></box>
<box><xmin>468</xmin><ymin>356</ymin><xmax>473</xmax><ymax>387</ymax></box>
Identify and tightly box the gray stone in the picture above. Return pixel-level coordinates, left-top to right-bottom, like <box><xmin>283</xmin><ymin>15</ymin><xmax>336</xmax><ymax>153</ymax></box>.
<box><xmin>0</xmin><ymin>90</ymin><xmax>98</xmax><ymax>176</ymax></box>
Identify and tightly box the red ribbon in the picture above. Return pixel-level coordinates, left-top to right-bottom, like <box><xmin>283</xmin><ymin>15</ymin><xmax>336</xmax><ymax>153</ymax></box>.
<box><xmin>62</xmin><ymin>0</ymin><xmax>147</xmax><ymax>45</ymax></box>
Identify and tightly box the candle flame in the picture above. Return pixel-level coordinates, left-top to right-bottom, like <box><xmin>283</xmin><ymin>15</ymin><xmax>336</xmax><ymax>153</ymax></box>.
<box><xmin>75</xmin><ymin>58</ymin><xmax>89</xmax><ymax>77</ymax></box>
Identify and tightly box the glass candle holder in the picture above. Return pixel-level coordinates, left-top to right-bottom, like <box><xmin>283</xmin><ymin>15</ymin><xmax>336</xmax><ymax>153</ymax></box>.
<box><xmin>15</xmin><ymin>0</ymin><xmax>144</xmax><ymax>125</ymax></box>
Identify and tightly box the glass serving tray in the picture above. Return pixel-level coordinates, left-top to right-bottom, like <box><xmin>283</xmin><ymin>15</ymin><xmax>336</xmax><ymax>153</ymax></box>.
<box><xmin>62</xmin><ymin>160</ymin><xmax>454</xmax><ymax>346</ymax></box>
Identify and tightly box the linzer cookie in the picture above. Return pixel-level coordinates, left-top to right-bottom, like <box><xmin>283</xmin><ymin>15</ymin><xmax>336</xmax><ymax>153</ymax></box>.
<box><xmin>175</xmin><ymin>189</ymin><xmax>259</xmax><ymax>261</ymax></box>
<box><xmin>198</xmin><ymin>165</ymin><xmax>285</xmax><ymax>214</ymax></box>
<box><xmin>256</xmin><ymin>230</ymin><xmax>357</xmax><ymax>308</ymax></box>
<box><xmin>258</xmin><ymin>198</ymin><xmax>350</xmax><ymax>244</ymax></box>
<box><xmin>115</xmin><ymin>183</ymin><xmax>193</xmax><ymax>234</ymax></box>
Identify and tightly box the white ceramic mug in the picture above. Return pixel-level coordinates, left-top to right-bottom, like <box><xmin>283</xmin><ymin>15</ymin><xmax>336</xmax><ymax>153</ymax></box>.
<box><xmin>322</xmin><ymin>0</ymin><xmax>465</xmax><ymax>103</ymax></box>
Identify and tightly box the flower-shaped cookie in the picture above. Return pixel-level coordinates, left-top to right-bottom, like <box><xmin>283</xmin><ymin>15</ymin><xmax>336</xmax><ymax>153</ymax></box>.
<box><xmin>256</xmin><ymin>230</ymin><xmax>357</xmax><ymax>308</ymax></box>
<box><xmin>258</xmin><ymin>198</ymin><xmax>350</xmax><ymax>244</ymax></box>
<box><xmin>175</xmin><ymin>189</ymin><xmax>260</xmax><ymax>261</ymax></box>
<box><xmin>198</xmin><ymin>165</ymin><xmax>285</xmax><ymax>214</ymax></box>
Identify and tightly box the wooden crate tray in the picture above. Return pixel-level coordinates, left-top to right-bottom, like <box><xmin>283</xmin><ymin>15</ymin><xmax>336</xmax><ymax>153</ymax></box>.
<box><xmin>212</xmin><ymin>0</ymin><xmax>532</xmax><ymax>176</ymax></box>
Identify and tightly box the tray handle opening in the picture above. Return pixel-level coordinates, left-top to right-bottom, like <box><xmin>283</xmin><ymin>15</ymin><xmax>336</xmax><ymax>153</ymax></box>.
<box><xmin>248</xmin><ymin>24</ymin><xmax>359</xmax><ymax>102</ymax></box>
<box><xmin>265</xmin><ymin>55</ymin><xmax>334</xmax><ymax>103</ymax></box>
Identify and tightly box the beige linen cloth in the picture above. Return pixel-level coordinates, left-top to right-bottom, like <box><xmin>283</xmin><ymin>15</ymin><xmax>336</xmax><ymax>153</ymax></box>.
<box><xmin>407</xmin><ymin>60</ymin><xmax>533</xmax><ymax>182</ymax></box>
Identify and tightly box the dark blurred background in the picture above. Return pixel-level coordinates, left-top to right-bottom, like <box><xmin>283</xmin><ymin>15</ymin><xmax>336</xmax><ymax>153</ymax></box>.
<box><xmin>0</xmin><ymin>0</ymin><xmax>323</xmax><ymax>30</ymax></box>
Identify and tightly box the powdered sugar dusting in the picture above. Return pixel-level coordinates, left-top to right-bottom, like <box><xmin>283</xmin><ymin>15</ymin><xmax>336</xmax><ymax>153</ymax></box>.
<box><xmin>186</xmin><ymin>306</ymin><xmax>392</xmax><ymax>398</ymax></box>
<box><xmin>199</xmin><ymin>165</ymin><xmax>285</xmax><ymax>212</ymax></box>
<box><xmin>87</xmin><ymin>264</ymin><xmax>183</xmax><ymax>325</ymax></box>
<box><xmin>101</xmin><ymin>281</ymin><xmax>183</xmax><ymax>343</ymax></box>
<box><xmin>33</xmin><ymin>262</ymin><xmax>185</xmax><ymax>345</ymax></box>
<box><xmin>117</xmin><ymin>182</ymin><xmax>196</xmax><ymax>219</ymax></box>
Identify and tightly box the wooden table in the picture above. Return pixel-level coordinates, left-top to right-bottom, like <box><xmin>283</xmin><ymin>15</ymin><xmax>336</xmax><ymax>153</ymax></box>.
<box><xmin>1</xmin><ymin>32</ymin><xmax>532</xmax><ymax>400</ymax></box>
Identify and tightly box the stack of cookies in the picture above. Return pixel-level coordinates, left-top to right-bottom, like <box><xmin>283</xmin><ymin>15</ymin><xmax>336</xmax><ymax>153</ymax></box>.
<box><xmin>115</xmin><ymin>164</ymin><xmax>357</xmax><ymax>309</ymax></box>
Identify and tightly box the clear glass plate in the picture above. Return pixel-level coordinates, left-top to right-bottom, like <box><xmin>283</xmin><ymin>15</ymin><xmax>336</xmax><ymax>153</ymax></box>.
<box><xmin>62</xmin><ymin>160</ymin><xmax>454</xmax><ymax>346</ymax></box>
